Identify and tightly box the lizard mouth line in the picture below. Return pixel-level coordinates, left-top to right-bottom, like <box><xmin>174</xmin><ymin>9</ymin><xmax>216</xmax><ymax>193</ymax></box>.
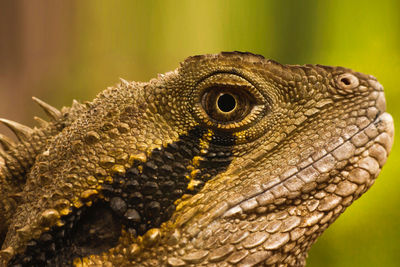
<box><xmin>223</xmin><ymin>111</ymin><xmax>392</xmax><ymax>217</ymax></box>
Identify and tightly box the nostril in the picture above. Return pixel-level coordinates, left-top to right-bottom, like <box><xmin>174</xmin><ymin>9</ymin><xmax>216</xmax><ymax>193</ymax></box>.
<box><xmin>340</xmin><ymin>77</ymin><xmax>351</xmax><ymax>85</ymax></box>
<box><xmin>336</xmin><ymin>73</ymin><xmax>359</xmax><ymax>90</ymax></box>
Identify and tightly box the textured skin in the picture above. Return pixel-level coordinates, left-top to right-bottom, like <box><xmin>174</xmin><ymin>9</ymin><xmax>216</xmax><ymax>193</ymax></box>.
<box><xmin>0</xmin><ymin>52</ymin><xmax>394</xmax><ymax>266</ymax></box>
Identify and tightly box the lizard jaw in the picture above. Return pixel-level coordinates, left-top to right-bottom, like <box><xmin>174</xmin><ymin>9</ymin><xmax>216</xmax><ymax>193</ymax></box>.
<box><xmin>156</xmin><ymin>112</ymin><xmax>393</xmax><ymax>267</ymax></box>
<box><xmin>222</xmin><ymin>110</ymin><xmax>394</xmax><ymax>218</ymax></box>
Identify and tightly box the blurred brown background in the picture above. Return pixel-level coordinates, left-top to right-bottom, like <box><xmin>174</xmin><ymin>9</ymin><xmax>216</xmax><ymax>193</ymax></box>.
<box><xmin>0</xmin><ymin>1</ymin><xmax>399</xmax><ymax>266</ymax></box>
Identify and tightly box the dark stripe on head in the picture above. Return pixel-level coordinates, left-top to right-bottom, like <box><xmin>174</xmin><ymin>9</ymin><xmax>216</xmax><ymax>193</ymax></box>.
<box><xmin>9</xmin><ymin>126</ymin><xmax>235</xmax><ymax>266</ymax></box>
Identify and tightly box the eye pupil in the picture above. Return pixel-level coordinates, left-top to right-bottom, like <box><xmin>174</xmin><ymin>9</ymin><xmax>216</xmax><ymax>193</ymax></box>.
<box><xmin>217</xmin><ymin>93</ymin><xmax>236</xmax><ymax>112</ymax></box>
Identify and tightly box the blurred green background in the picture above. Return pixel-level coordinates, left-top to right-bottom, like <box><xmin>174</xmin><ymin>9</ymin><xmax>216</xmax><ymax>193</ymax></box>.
<box><xmin>0</xmin><ymin>0</ymin><xmax>399</xmax><ymax>266</ymax></box>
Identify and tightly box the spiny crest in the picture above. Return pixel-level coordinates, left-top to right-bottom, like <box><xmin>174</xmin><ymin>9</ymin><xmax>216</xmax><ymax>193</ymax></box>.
<box><xmin>0</xmin><ymin>97</ymin><xmax>65</xmax><ymax>178</ymax></box>
<box><xmin>0</xmin><ymin>119</ymin><xmax>33</xmax><ymax>142</ymax></box>
<box><xmin>32</xmin><ymin>97</ymin><xmax>62</xmax><ymax>121</ymax></box>
<box><xmin>0</xmin><ymin>97</ymin><xmax>62</xmax><ymax>144</ymax></box>
<box><xmin>0</xmin><ymin>134</ymin><xmax>14</xmax><ymax>151</ymax></box>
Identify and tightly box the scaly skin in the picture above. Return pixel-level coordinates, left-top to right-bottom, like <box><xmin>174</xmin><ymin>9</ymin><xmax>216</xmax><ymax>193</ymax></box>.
<box><xmin>0</xmin><ymin>52</ymin><xmax>394</xmax><ymax>266</ymax></box>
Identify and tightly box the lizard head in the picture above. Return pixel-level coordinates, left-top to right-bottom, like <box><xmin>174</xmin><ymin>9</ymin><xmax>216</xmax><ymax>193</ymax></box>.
<box><xmin>0</xmin><ymin>52</ymin><xmax>394</xmax><ymax>266</ymax></box>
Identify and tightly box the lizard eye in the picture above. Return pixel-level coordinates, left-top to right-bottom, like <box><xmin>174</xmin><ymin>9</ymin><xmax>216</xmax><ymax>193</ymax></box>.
<box><xmin>201</xmin><ymin>87</ymin><xmax>255</xmax><ymax>123</ymax></box>
<box><xmin>192</xmin><ymin>73</ymin><xmax>267</xmax><ymax>131</ymax></box>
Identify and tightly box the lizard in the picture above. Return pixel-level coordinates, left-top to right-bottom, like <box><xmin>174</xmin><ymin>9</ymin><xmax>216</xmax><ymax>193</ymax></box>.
<box><xmin>0</xmin><ymin>52</ymin><xmax>394</xmax><ymax>266</ymax></box>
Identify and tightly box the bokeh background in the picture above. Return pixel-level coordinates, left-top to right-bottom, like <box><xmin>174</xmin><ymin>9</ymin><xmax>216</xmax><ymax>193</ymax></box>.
<box><xmin>0</xmin><ymin>0</ymin><xmax>399</xmax><ymax>266</ymax></box>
